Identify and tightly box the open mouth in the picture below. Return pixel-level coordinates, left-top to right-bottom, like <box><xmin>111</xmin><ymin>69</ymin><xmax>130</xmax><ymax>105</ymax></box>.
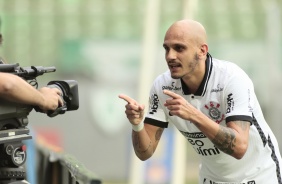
<box><xmin>168</xmin><ymin>63</ymin><xmax>181</xmax><ymax>70</ymax></box>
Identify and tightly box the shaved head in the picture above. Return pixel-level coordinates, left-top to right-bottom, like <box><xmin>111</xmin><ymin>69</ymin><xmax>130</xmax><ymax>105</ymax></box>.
<box><xmin>163</xmin><ymin>19</ymin><xmax>209</xmax><ymax>86</ymax></box>
<box><xmin>165</xmin><ymin>19</ymin><xmax>207</xmax><ymax>47</ymax></box>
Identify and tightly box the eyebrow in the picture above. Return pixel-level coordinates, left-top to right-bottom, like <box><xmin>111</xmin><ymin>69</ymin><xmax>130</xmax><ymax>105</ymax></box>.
<box><xmin>163</xmin><ymin>42</ymin><xmax>187</xmax><ymax>48</ymax></box>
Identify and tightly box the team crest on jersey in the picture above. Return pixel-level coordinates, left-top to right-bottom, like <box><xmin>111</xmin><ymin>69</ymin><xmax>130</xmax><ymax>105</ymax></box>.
<box><xmin>204</xmin><ymin>102</ymin><xmax>224</xmax><ymax>124</ymax></box>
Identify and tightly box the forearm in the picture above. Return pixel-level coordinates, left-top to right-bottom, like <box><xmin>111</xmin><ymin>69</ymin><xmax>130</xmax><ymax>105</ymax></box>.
<box><xmin>132</xmin><ymin>130</ymin><xmax>153</xmax><ymax>161</ymax></box>
<box><xmin>163</xmin><ymin>90</ymin><xmax>249</xmax><ymax>159</ymax></box>
<box><xmin>132</xmin><ymin>125</ymin><xmax>163</xmax><ymax>161</ymax></box>
<box><xmin>0</xmin><ymin>73</ymin><xmax>44</xmax><ymax>106</ymax></box>
<box><xmin>190</xmin><ymin>111</ymin><xmax>247</xmax><ymax>159</ymax></box>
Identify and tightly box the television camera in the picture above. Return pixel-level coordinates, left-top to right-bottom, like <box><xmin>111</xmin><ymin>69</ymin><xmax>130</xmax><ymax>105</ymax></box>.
<box><xmin>0</xmin><ymin>62</ymin><xmax>79</xmax><ymax>184</ymax></box>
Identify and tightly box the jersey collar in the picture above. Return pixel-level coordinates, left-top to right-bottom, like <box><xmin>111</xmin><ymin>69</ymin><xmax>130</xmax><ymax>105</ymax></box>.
<box><xmin>180</xmin><ymin>53</ymin><xmax>213</xmax><ymax>96</ymax></box>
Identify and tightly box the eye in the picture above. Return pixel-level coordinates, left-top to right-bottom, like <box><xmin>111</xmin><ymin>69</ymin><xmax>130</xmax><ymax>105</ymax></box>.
<box><xmin>163</xmin><ymin>45</ymin><xmax>169</xmax><ymax>53</ymax></box>
<box><xmin>174</xmin><ymin>44</ymin><xmax>185</xmax><ymax>52</ymax></box>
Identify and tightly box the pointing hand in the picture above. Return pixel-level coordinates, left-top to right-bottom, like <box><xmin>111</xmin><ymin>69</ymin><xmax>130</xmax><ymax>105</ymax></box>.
<box><xmin>119</xmin><ymin>94</ymin><xmax>145</xmax><ymax>125</ymax></box>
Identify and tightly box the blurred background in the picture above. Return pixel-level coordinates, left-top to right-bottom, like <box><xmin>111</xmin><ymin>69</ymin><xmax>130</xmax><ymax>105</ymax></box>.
<box><xmin>0</xmin><ymin>0</ymin><xmax>281</xmax><ymax>184</ymax></box>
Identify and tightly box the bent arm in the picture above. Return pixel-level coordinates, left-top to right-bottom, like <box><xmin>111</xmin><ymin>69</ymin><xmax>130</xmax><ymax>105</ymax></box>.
<box><xmin>132</xmin><ymin>123</ymin><xmax>164</xmax><ymax>161</ymax></box>
<box><xmin>212</xmin><ymin>120</ymin><xmax>250</xmax><ymax>158</ymax></box>
<box><xmin>191</xmin><ymin>111</ymin><xmax>250</xmax><ymax>159</ymax></box>
<box><xmin>118</xmin><ymin>94</ymin><xmax>165</xmax><ymax>161</ymax></box>
<box><xmin>0</xmin><ymin>73</ymin><xmax>44</xmax><ymax>105</ymax></box>
<box><xmin>0</xmin><ymin>72</ymin><xmax>63</xmax><ymax>111</ymax></box>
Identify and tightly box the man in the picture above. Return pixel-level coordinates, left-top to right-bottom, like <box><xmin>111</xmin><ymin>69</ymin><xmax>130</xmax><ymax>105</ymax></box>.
<box><xmin>0</xmin><ymin>20</ymin><xmax>63</xmax><ymax>113</ymax></box>
<box><xmin>119</xmin><ymin>19</ymin><xmax>282</xmax><ymax>183</ymax></box>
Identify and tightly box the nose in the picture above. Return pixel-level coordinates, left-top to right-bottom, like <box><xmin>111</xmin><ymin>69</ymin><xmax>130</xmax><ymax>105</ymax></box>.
<box><xmin>166</xmin><ymin>49</ymin><xmax>177</xmax><ymax>61</ymax></box>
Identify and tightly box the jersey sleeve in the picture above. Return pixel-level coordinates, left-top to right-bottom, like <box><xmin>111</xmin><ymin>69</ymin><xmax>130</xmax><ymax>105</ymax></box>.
<box><xmin>224</xmin><ymin>73</ymin><xmax>254</xmax><ymax>124</ymax></box>
<box><xmin>144</xmin><ymin>81</ymin><xmax>169</xmax><ymax>128</ymax></box>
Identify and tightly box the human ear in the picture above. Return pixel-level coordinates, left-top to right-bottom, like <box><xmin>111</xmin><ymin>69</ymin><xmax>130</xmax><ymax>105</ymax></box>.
<box><xmin>199</xmin><ymin>44</ymin><xmax>208</xmax><ymax>58</ymax></box>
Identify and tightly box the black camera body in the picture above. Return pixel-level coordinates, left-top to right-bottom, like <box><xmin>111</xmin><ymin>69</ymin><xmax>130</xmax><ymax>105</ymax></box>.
<box><xmin>0</xmin><ymin>62</ymin><xmax>79</xmax><ymax>177</ymax></box>
<box><xmin>0</xmin><ymin>63</ymin><xmax>79</xmax><ymax>129</ymax></box>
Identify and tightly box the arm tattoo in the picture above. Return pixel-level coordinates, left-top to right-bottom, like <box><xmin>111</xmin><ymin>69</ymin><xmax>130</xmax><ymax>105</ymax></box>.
<box><xmin>211</xmin><ymin>121</ymin><xmax>250</xmax><ymax>155</ymax></box>
<box><xmin>133</xmin><ymin>128</ymin><xmax>164</xmax><ymax>154</ymax></box>
<box><xmin>155</xmin><ymin>128</ymin><xmax>164</xmax><ymax>141</ymax></box>
<box><xmin>211</xmin><ymin>126</ymin><xmax>236</xmax><ymax>155</ymax></box>
<box><xmin>132</xmin><ymin>133</ymin><xmax>142</xmax><ymax>152</ymax></box>
<box><xmin>139</xmin><ymin>140</ymin><xmax>151</xmax><ymax>153</ymax></box>
<box><xmin>132</xmin><ymin>131</ymin><xmax>152</xmax><ymax>154</ymax></box>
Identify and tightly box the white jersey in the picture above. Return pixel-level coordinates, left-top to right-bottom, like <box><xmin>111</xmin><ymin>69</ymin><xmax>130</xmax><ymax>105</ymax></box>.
<box><xmin>144</xmin><ymin>54</ymin><xmax>282</xmax><ymax>183</ymax></box>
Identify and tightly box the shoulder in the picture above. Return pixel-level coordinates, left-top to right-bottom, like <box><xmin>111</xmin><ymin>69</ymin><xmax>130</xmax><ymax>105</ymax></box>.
<box><xmin>212</xmin><ymin>57</ymin><xmax>252</xmax><ymax>82</ymax></box>
<box><xmin>212</xmin><ymin>57</ymin><xmax>242</xmax><ymax>72</ymax></box>
<box><xmin>210</xmin><ymin>58</ymin><xmax>254</xmax><ymax>98</ymax></box>
<box><xmin>152</xmin><ymin>70</ymin><xmax>173</xmax><ymax>87</ymax></box>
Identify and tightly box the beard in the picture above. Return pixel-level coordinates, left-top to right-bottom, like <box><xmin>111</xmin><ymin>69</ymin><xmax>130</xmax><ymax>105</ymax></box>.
<box><xmin>170</xmin><ymin>53</ymin><xmax>200</xmax><ymax>79</ymax></box>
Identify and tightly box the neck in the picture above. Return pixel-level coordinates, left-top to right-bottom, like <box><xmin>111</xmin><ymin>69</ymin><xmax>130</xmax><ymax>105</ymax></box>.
<box><xmin>182</xmin><ymin>58</ymin><xmax>206</xmax><ymax>94</ymax></box>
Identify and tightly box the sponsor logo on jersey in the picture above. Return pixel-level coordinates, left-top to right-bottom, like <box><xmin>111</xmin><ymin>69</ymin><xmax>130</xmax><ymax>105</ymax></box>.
<box><xmin>195</xmin><ymin>143</ymin><xmax>221</xmax><ymax>156</ymax></box>
<box><xmin>204</xmin><ymin>102</ymin><xmax>224</xmax><ymax>124</ymax></box>
<box><xmin>149</xmin><ymin>94</ymin><xmax>159</xmax><ymax>114</ymax></box>
<box><xmin>180</xmin><ymin>131</ymin><xmax>206</xmax><ymax>138</ymax></box>
<box><xmin>180</xmin><ymin>131</ymin><xmax>221</xmax><ymax>156</ymax></box>
<box><xmin>203</xmin><ymin>179</ymin><xmax>256</xmax><ymax>184</ymax></box>
<box><xmin>211</xmin><ymin>84</ymin><xmax>223</xmax><ymax>93</ymax></box>
<box><xmin>162</xmin><ymin>82</ymin><xmax>182</xmax><ymax>91</ymax></box>
<box><xmin>226</xmin><ymin>93</ymin><xmax>234</xmax><ymax>113</ymax></box>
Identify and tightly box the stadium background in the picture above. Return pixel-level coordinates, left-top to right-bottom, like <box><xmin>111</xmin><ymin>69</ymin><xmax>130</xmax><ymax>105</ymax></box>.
<box><xmin>0</xmin><ymin>0</ymin><xmax>281</xmax><ymax>183</ymax></box>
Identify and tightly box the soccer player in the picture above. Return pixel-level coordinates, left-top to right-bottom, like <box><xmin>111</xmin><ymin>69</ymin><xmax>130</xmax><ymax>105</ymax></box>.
<box><xmin>119</xmin><ymin>19</ymin><xmax>282</xmax><ymax>183</ymax></box>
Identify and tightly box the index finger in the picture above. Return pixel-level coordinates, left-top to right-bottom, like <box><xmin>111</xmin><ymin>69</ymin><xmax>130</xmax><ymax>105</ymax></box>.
<box><xmin>54</xmin><ymin>88</ymin><xmax>62</xmax><ymax>96</ymax></box>
<box><xmin>163</xmin><ymin>90</ymin><xmax>180</xmax><ymax>99</ymax></box>
<box><xmin>58</xmin><ymin>98</ymin><xmax>64</xmax><ymax>107</ymax></box>
<box><xmin>118</xmin><ymin>94</ymin><xmax>137</xmax><ymax>104</ymax></box>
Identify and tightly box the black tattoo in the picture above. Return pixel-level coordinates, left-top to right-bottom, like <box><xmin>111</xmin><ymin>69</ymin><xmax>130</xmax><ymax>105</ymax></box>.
<box><xmin>132</xmin><ymin>132</ymin><xmax>152</xmax><ymax>154</ymax></box>
<box><xmin>211</xmin><ymin>121</ymin><xmax>250</xmax><ymax>156</ymax></box>
<box><xmin>155</xmin><ymin>128</ymin><xmax>164</xmax><ymax>141</ymax></box>
<box><xmin>212</xmin><ymin>126</ymin><xmax>236</xmax><ymax>155</ymax></box>
<box><xmin>132</xmin><ymin>133</ymin><xmax>139</xmax><ymax>149</ymax></box>
<box><xmin>132</xmin><ymin>128</ymin><xmax>164</xmax><ymax>155</ymax></box>
<box><xmin>139</xmin><ymin>141</ymin><xmax>152</xmax><ymax>153</ymax></box>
